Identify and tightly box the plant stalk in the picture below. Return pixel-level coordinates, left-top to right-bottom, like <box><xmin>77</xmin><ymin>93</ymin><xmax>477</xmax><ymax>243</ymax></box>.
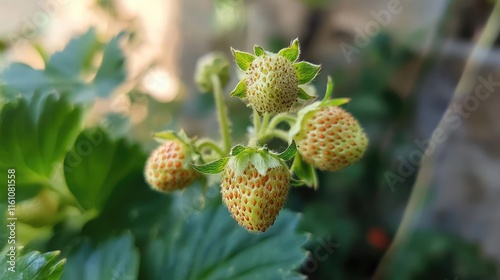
<box><xmin>211</xmin><ymin>74</ymin><xmax>231</xmax><ymax>154</ymax></box>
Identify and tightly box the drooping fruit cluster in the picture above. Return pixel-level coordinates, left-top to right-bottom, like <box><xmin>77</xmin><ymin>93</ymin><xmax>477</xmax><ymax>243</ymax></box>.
<box><xmin>295</xmin><ymin>105</ymin><xmax>368</xmax><ymax>172</ymax></box>
<box><xmin>245</xmin><ymin>54</ymin><xmax>298</xmax><ymax>115</ymax></box>
<box><xmin>221</xmin><ymin>163</ymin><xmax>290</xmax><ymax>232</ymax></box>
<box><xmin>144</xmin><ymin>138</ymin><xmax>198</xmax><ymax>192</ymax></box>
<box><xmin>145</xmin><ymin>39</ymin><xmax>369</xmax><ymax>234</ymax></box>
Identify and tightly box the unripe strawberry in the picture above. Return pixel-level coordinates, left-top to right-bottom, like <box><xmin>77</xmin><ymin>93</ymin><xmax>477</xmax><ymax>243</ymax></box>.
<box><xmin>246</xmin><ymin>54</ymin><xmax>298</xmax><ymax>115</ymax></box>
<box><xmin>145</xmin><ymin>139</ymin><xmax>197</xmax><ymax>192</ymax></box>
<box><xmin>221</xmin><ymin>163</ymin><xmax>290</xmax><ymax>233</ymax></box>
<box><xmin>295</xmin><ymin>105</ymin><xmax>368</xmax><ymax>172</ymax></box>
<box><xmin>230</xmin><ymin>39</ymin><xmax>320</xmax><ymax>115</ymax></box>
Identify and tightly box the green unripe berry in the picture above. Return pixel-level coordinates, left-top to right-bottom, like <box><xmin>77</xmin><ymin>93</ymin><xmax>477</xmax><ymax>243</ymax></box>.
<box><xmin>246</xmin><ymin>54</ymin><xmax>298</xmax><ymax>115</ymax></box>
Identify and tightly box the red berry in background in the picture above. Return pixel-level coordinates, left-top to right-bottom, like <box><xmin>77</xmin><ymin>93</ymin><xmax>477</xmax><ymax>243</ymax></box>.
<box><xmin>367</xmin><ymin>226</ymin><xmax>390</xmax><ymax>250</ymax></box>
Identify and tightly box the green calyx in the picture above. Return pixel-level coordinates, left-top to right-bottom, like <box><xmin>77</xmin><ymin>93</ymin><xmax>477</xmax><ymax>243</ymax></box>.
<box><xmin>289</xmin><ymin>76</ymin><xmax>350</xmax><ymax>138</ymax></box>
<box><xmin>191</xmin><ymin>141</ymin><xmax>297</xmax><ymax>176</ymax></box>
<box><xmin>229</xmin><ymin>38</ymin><xmax>320</xmax><ymax>101</ymax></box>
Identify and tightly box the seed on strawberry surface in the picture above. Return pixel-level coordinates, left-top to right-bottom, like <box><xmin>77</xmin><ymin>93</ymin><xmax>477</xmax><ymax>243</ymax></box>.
<box><xmin>246</xmin><ymin>54</ymin><xmax>298</xmax><ymax>115</ymax></box>
<box><xmin>295</xmin><ymin>106</ymin><xmax>367</xmax><ymax>172</ymax></box>
<box><xmin>221</xmin><ymin>163</ymin><xmax>290</xmax><ymax>232</ymax></box>
<box><xmin>145</xmin><ymin>140</ymin><xmax>198</xmax><ymax>192</ymax></box>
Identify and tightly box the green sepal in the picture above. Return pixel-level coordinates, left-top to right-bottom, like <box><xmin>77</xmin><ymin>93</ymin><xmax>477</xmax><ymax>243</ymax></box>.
<box><xmin>254</xmin><ymin>45</ymin><xmax>265</xmax><ymax>56</ymax></box>
<box><xmin>297</xmin><ymin>87</ymin><xmax>316</xmax><ymax>100</ymax></box>
<box><xmin>278</xmin><ymin>38</ymin><xmax>300</xmax><ymax>62</ymax></box>
<box><xmin>153</xmin><ymin>130</ymin><xmax>203</xmax><ymax>167</ymax></box>
<box><xmin>230</xmin><ymin>144</ymin><xmax>246</xmax><ymax>156</ymax></box>
<box><xmin>291</xmin><ymin>152</ymin><xmax>318</xmax><ymax>189</ymax></box>
<box><xmin>289</xmin><ymin>102</ymin><xmax>320</xmax><ymax>138</ymax></box>
<box><xmin>323</xmin><ymin>98</ymin><xmax>351</xmax><ymax>107</ymax></box>
<box><xmin>153</xmin><ymin>130</ymin><xmax>189</xmax><ymax>145</ymax></box>
<box><xmin>191</xmin><ymin>157</ymin><xmax>230</xmax><ymax>174</ymax></box>
<box><xmin>290</xmin><ymin>177</ymin><xmax>307</xmax><ymax>187</ymax></box>
<box><xmin>231</xmin><ymin>48</ymin><xmax>255</xmax><ymax>71</ymax></box>
<box><xmin>320</xmin><ymin>76</ymin><xmax>351</xmax><ymax>106</ymax></box>
<box><xmin>274</xmin><ymin>141</ymin><xmax>297</xmax><ymax>161</ymax></box>
<box><xmin>322</xmin><ymin>75</ymin><xmax>335</xmax><ymax>102</ymax></box>
<box><xmin>228</xmin><ymin>148</ymin><xmax>282</xmax><ymax>177</ymax></box>
<box><xmin>229</xmin><ymin>78</ymin><xmax>247</xmax><ymax>98</ymax></box>
<box><xmin>294</xmin><ymin>61</ymin><xmax>321</xmax><ymax>84</ymax></box>
<box><xmin>289</xmin><ymin>76</ymin><xmax>350</xmax><ymax>138</ymax></box>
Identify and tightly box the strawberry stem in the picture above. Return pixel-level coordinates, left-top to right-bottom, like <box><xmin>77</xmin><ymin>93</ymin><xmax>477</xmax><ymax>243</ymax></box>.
<box><xmin>258</xmin><ymin>130</ymin><xmax>291</xmax><ymax>144</ymax></box>
<box><xmin>196</xmin><ymin>138</ymin><xmax>225</xmax><ymax>157</ymax></box>
<box><xmin>253</xmin><ymin>108</ymin><xmax>261</xmax><ymax>138</ymax></box>
<box><xmin>266</xmin><ymin>113</ymin><xmax>296</xmax><ymax>132</ymax></box>
<box><xmin>259</xmin><ymin>113</ymin><xmax>270</xmax><ymax>137</ymax></box>
<box><xmin>211</xmin><ymin>74</ymin><xmax>232</xmax><ymax>154</ymax></box>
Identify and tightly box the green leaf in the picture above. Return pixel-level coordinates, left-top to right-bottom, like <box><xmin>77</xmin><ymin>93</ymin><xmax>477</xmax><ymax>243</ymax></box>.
<box><xmin>47</xmin><ymin>28</ymin><xmax>98</xmax><ymax>79</ymax></box>
<box><xmin>294</xmin><ymin>61</ymin><xmax>321</xmax><ymax>85</ymax></box>
<box><xmin>229</xmin><ymin>78</ymin><xmax>247</xmax><ymax>98</ymax></box>
<box><xmin>230</xmin><ymin>144</ymin><xmax>246</xmax><ymax>156</ymax></box>
<box><xmin>142</xmin><ymin>198</ymin><xmax>308</xmax><ymax>280</ymax></box>
<box><xmin>291</xmin><ymin>152</ymin><xmax>318</xmax><ymax>189</ymax></box>
<box><xmin>61</xmin><ymin>233</ymin><xmax>139</xmax><ymax>280</ymax></box>
<box><xmin>64</xmin><ymin>128</ymin><xmax>145</xmax><ymax>210</ymax></box>
<box><xmin>93</xmin><ymin>32</ymin><xmax>126</xmax><ymax>97</ymax></box>
<box><xmin>253</xmin><ymin>45</ymin><xmax>265</xmax><ymax>56</ymax></box>
<box><xmin>0</xmin><ymin>94</ymin><xmax>82</xmax><ymax>193</ymax></box>
<box><xmin>278</xmin><ymin>38</ymin><xmax>300</xmax><ymax>62</ymax></box>
<box><xmin>297</xmin><ymin>87</ymin><xmax>316</xmax><ymax>100</ymax></box>
<box><xmin>0</xmin><ymin>249</ymin><xmax>65</xmax><ymax>280</ymax></box>
<box><xmin>191</xmin><ymin>157</ymin><xmax>229</xmax><ymax>174</ymax></box>
<box><xmin>231</xmin><ymin>48</ymin><xmax>255</xmax><ymax>71</ymax></box>
<box><xmin>0</xmin><ymin>64</ymin><xmax>51</xmax><ymax>97</ymax></box>
<box><xmin>275</xmin><ymin>141</ymin><xmax>297</xmax><ymax>161</ymax></box>
<box><xmin>0</xmin><ymin>28</ymin><xmax>126</xmax><ymax>103</ymax></box>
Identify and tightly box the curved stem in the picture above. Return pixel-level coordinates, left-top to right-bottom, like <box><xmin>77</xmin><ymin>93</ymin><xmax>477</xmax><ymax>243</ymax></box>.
<box><xmin>211</xmin><ymin>74</ymin><xmax>231</xmax><ymax>154</ymax></box>
<box><xmin>266</xmin><ymin>113</ymin><xmax>296</xmax><ymax>133</ymax></box>
<box><xmin>258</xmin><ymin>130</ymin><xmax>291</xmax><ymax>144</ymax></box>
<box><xmin>253</xmin><ymin>109</ymin><xmax>261</xmax><ymax>138</ymax></box>
<box><xmin>259</xmin><ymin>113</ymin><xmax>270</xmax><ymax>137</ymax></box>
<box><xmin>196</xmin><ymin>138</ymin><xmax>225</xmax><ymax>157</ymax></box>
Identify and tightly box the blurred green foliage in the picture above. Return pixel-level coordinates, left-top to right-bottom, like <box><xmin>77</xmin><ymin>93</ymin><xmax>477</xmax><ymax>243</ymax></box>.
<box><xmin>1</xmin><ymin>1</ymin><xmax>499</xmax><ymax>276</ymax></box>
<box><xmin>0</xmin><ymin>28</ymin><xmax>308</xmax><ymax>280</ymax></box>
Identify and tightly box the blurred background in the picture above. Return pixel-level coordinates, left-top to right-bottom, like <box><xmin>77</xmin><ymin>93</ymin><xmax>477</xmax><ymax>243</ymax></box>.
<box><xmin>1</xmin><ymin>0</ymin><xmax>500</xmax><ymax>279</ymax></box>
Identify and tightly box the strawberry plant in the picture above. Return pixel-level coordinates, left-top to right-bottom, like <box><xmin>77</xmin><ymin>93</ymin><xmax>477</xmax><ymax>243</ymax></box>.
<box><xmin>0</xmin><ymin>30</ymin><xmax>368</xmax><ymax>279</ymax></box>
<box><xmin>183</xmin><ymin>39</ymin><xmax>368</xmax><ymax>232</ymax></box>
